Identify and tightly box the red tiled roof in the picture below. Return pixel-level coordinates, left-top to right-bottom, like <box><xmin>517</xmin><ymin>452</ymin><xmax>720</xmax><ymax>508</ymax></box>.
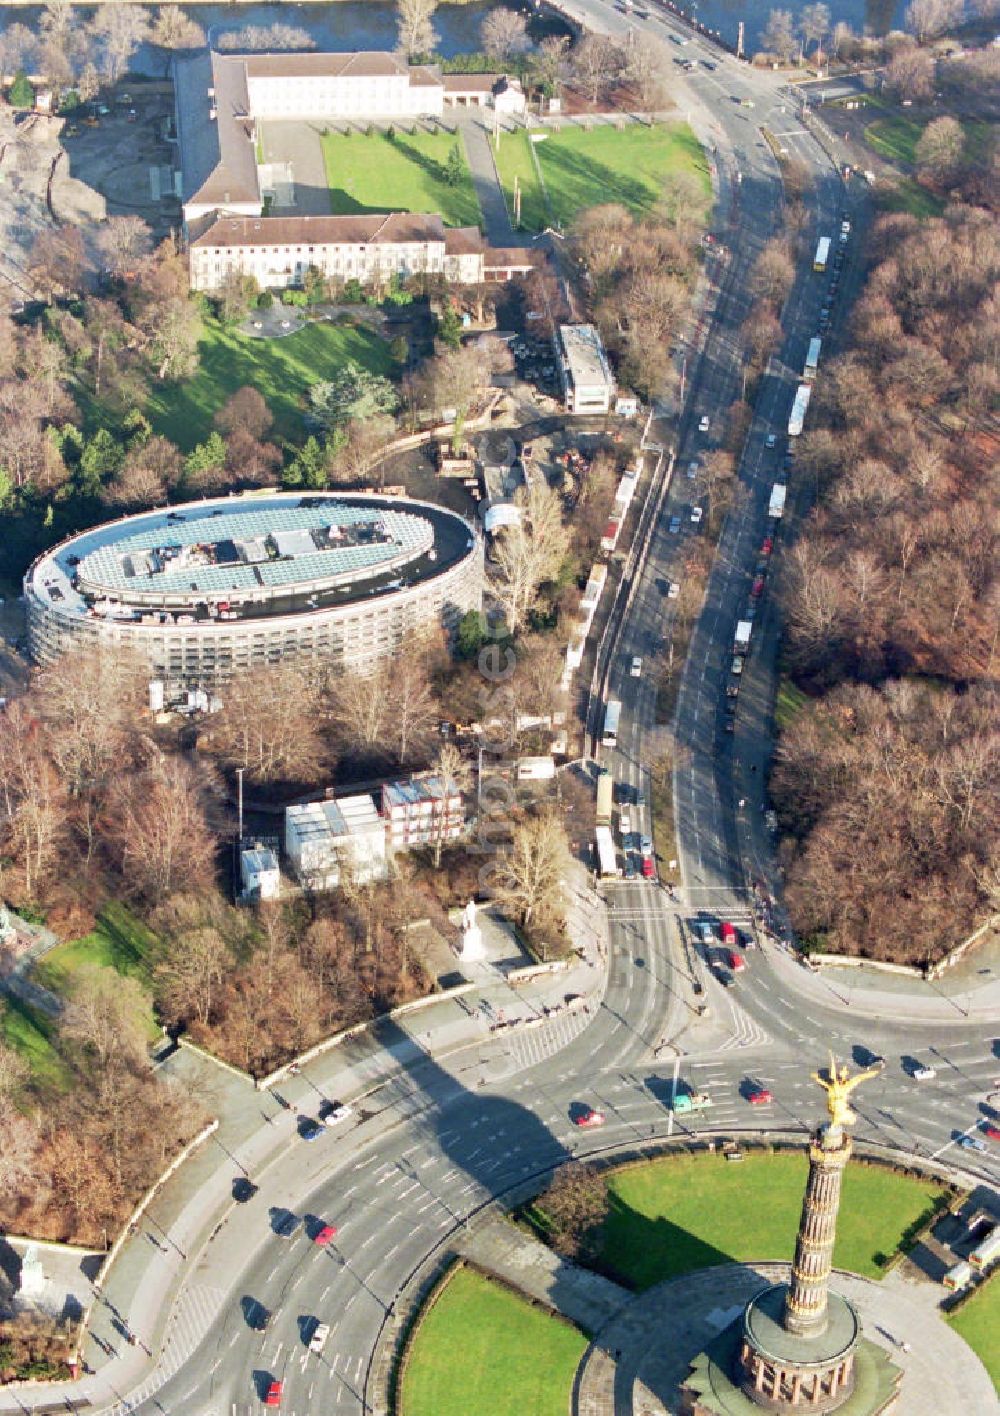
<box><xmin>191</xmin><ymin>211</ymin><xmax>448</xmax><ymax>249</ymax></box>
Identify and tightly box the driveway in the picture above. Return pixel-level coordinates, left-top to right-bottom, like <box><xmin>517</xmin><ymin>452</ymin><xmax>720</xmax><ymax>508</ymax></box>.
<box><xmin>258</xmin><ymin>119</ymin><xmax>330</xmax><ymax>216</ymax></box>
<box><xmin>454</xmin><ymin>108</ymin><xmax>522</xmax><ymax>246</ymax></box>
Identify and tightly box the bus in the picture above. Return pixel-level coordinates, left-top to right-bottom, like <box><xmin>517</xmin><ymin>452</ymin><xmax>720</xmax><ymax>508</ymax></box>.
<box><xmin>602</xmin><ymin>699</ymin><xmax>621</xmax><ymax>749</ymax></box>
<box><xmin>595</xmin><ymin>825</ymin><xmax>619</xmax><ymax>878</ymax></box>
<box><xmin>803</xmin><ymin>336</ymin><xmax>822</xmax><ymax>382</ymax></box>
<box><xmin>788</xmin><ymin>383</ymin><xmax>812</xmax><ymax>437</ymax></box>
<box><xmin>813</xmin><ymin>237</ymin><xmax>831</xmax><ymax>272</ymax></box>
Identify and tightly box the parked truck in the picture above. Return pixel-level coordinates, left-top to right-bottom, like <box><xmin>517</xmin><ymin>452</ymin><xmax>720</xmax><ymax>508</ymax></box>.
<box><xmin>596</xmin><ymin>769</ymin><xmax>613</xmax><ymax>828</ymax></box>
<box><xmin>734</xmin><ymin>620</ymin><xmax>753</xmax><ymax>655</ymax></box>
<box><xmin>670</xmin><ymin>1090</ymin><xmax>713</xmax><ymax>1114</ymax></box>
<box><xmin>768</xmin><ymin>484</ymin><xmax>786</xmax><ymax>519</ymax></box>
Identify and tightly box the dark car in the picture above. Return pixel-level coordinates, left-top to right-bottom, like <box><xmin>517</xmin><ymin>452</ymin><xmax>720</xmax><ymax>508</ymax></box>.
<box><xmin>273</xmin><ymin>1208</ymin><xmax>302</xmax><ymax>1238</ymax></box>
<box><xmin>298</xmin><ymin>1117</ymin><xmax>323</xmax><ymax>1143</ymax></box>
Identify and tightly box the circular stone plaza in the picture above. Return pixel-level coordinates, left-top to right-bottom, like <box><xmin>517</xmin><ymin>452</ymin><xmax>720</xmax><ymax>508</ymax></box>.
<box><xmin>24</xmin><ymin>492</ymin><xmax>483</xmax><ymax>688</ymax></box>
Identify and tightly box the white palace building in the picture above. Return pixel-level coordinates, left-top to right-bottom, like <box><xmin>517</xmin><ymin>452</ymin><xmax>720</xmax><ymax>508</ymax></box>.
<box><xmin>175</xmin><ymin>47</ymin><xmax>532</xmax><ymax>295</ymax></box>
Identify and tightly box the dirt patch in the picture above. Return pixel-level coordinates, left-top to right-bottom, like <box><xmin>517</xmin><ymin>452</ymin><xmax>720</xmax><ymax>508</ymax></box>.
<box><xmin>0</xmin><ymin>83</ymin><xmax>179</xmax><ymax>307</ymax></box>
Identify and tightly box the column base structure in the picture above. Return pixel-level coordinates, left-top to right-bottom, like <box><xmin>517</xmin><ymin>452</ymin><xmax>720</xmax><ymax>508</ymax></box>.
<box><xmin>679</xmin><ymin>1283</ymin><xmax>902</xmax><ymax>1416</ymax></box>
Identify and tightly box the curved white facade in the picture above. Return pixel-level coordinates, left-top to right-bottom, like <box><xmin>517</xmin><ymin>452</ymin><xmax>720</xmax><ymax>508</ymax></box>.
<box><xmin>25</xmin><ymin>492</ymin><xmax>483</xmax><ymax>689</ymax></box>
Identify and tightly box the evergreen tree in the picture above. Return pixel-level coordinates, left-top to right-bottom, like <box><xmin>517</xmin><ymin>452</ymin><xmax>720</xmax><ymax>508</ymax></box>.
<box><xmin>8</xmin><ymin>71</ymin><xmax>35</xmax><ymax>110</ymax></box>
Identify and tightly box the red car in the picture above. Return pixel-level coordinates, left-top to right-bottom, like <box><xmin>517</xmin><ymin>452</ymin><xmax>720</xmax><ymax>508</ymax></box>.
<box><xmin>641</xmin><ymin>856</ymin><xmax>655</xmax><ymax>879</ymax></box>
<box><xmin>727</xmin><ymin>949</ymin><xmax>746</xmax><ymax>973</ymax></box>
<box><xmin>720</xmin><ymin>922</ymin><xmax>738</xmax><ymax>947</ymax></box>
<box><xmin>751</xmin><ymin>575</ymin><xmax>765</xmax><ymax>598</ymax></box>
<box><xmin>761</xmin><ymin>537</ymin><xmax>773</xmax><ymax>557</ymax></box>
<box><xmin>313</xmin><ymin>1223</ymin><xmax>338</xmax><ymax>1246</ymax></box>
<box><xmin>264</xmin><ymin>1380</ymin><xmax>283</xmax><ymax>1407</ymax></box>
<box><xmin>982</xmin><ymin>1124</ymin><xmax>1000</xmax><ymax>1142</ymax></box>
<box><xmin>748</xmin><ymin>1087</ymin><xmax>773</xmax><ymax>1105</ymax></box>
<box><xmin>573</xmin><ymin>1107</ymin><xmax>605</xmax><ymax>1128</ymax></box>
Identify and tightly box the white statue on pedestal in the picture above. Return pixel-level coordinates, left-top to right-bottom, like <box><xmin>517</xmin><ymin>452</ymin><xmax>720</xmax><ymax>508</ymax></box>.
<box><xmin>458</xmin><ymin>899</ymin><xmax>485</xmax><ymax>962</ymax></box>
<box><xmin>18</xmin><ymin>1244</ymin><xmax>46</xmax><ymax>1301</ymax></box>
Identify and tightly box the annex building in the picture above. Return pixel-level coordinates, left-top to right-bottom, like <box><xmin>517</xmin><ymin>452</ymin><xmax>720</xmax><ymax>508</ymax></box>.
<box><xmin>25</xmin><ymin>492</ymin><xmax>483</xmax><ymax>690</ymax></box>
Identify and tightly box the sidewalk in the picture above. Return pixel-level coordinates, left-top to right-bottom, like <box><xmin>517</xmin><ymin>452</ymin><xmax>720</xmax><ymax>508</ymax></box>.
<box><xmin>762</xmin><ymin>935</ymin><xmax>1000</xmax><ymax>1024</ymax></box>
<box><xmin>0</xmin><ymin>879</ymin><xmax>609</xmax><ymax>1414</ymax></box>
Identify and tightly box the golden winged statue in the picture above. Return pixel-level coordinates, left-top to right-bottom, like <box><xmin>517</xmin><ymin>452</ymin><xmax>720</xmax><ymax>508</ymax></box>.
<box><xmin>811</xmin><ymin>1052</ymin><xmax>884</xmax><ymax>1131</ymax></box>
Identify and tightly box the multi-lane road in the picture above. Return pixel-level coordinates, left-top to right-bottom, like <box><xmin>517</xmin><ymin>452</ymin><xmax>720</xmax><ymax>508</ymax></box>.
<box><xmin>15</xmin><ymin>13</ymin><xmax>996</xmax><ymax>1416</ymax></box>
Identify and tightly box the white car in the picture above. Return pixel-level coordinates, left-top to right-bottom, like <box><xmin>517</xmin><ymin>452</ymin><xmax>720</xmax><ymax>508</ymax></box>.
<box><xmin>630</xmin><ymin>656</ymin><xmax>643</xmax><ymax>678</ymax></box>
<box><xmin>690</xmin><ymin>506</ymin><xmax>703</xmax><ymax>524</ymax></box>
<box><xmin>731</xmin><ymin>656</ymin><xmax>743</xmax><ymax>675</ymax></box>
<box><xmin>321</xmin><ymin>1102</ymin><xmax>353</xmax><ymax>1127</ymax></box>
<box><xmin>698</xmin><ymin>415</ymin><xmax>710</xmax><ymax>433</ymax></box>
<box><xmin>620</xmin><ymin>811</ymin><xmax>631</xmax><ymax>835</ymax></box>
<box><xmin>668</xmin><ymin>581</ymin><xmax>680</xmax><ymax>599</ymax></box>
<box><xmin>309</xmin><ymin>1321</ymin><xmax>330</xmax><ymax>1353</ymax></box>
<box><xmin>765</xmin><ymin>433</ymin><xmax>777</xmax><ymax>449</ymax></box>
<box><xmin>687</xmin><ymin>460</ymin><xmax>699</xmax><ymax>479</ymax></box>
<box><xmin>912</xmin><ymin>1065</ymin><xmax>936</xmax><ymax>1081</ymax></box>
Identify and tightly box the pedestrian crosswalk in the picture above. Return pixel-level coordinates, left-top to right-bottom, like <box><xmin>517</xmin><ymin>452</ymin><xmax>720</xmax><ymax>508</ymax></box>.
<box><xmin>111</xmin><ymin>1283</ymin><xmax>227</xmax><ymax>1411</ymax></box>
<box><xmin>484</xmin><ymin>1005</ymin><xmax>594</xmax><ymax>1078</ymax></box>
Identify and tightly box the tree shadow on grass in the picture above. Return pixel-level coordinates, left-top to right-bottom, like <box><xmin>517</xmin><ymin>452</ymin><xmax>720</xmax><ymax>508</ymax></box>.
<box><xmin>594</xmin><ymin>1190</ymin><xmax>736</xmax><ymax>1291</ymax></box>
<box><xmin>538</xmin><ymin>145</ymin><xmax>658</xmax><ymax>223</ymax></box>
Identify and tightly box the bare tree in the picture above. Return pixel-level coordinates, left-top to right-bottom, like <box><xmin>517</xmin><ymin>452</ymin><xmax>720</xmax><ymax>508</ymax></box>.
<box><xmin>88</xmin><ymin>4</ymin><xmax>150</xmax><ymax>84</ymax></box>
<box><xmin>761</xmin><ymin>10</ymin><xmax>798</xmax><ymax>62</ymax></box>
<box><xmin>329</xmin><ymin>669</ymin><xmax>391</xmax><ymax>754</ymax></box>
<box><xmin>489</xmin><ymin>809</ymin><xmax>571</xmax><ymax>929</ymax></box>
<box><xmin>799</xmin><ymin>3</ymin><xmax>831</xmax><ymax>57</ymax></box>
<box><xmin>214</xmin><ymin>387</ymin><xmax>273</xmax><ymax>441</ymax></box>
<box><xmin>98</xmin><ymin>215</ymin><xmax>153</xmax><ymax>279</ymax></box>
<box><xmin>326</xmin><ymin>414</ymin><xmax>397</xmax><ymax>486</ymax></box>
<box><xmin>885</xmin><ymin>44</ymin><xmax>936</xmax><ymax>102</ymax></box>
<box><xmin>217</xmin><ymin>23</ymin><xmax>316</xmax><ymax>52</ymax></box>
<box><xmin>211</xmin><ymin>664</ymin><xmax>327</xmax><ymax>785</ymax></box>
<box><xmin>108</xmin><ymin>757</ymin><xmax>217</xmax><ymax>902</ymax></box>
<box><xmin>491</xmin><ymin>480</ymin><xmax>572</xmax><ymax>633</ymax></box>
<box><xmin>915</xmin><ymin>115</ymin><xmax>965</xmax><ymax>185</ymax></box>
<box><xmin>386</xmin><ymin>642</ymin><xmax>440</xmax><ymax>764</ymax></box>
<box><xmin>0</xmin><ymin>1101</ymin><xmax>37</xmax><ymax>1199</ymax></box>
<box><xmin>156</xmin><ymin>925</ymin><xmax>228</xmax><ymax>1029</ymax></box>
<box><xmin>905</xmin><ymin>0</ymin><xmax>964</xmax><ymax>40</ymax></box>
<box><xmin>571</xmin><ymin>34</ymin><xmax>617</xmax><ymax>103</ymax></box>
<box><xmin>150</xmin><ymin>6</ymin><xmax>205</xmax><ymax>73</ymax></box>
<box><xmin>396</xmin><ymin>0</ymin><xmax>437</xmax><ymax>58</ymax></box>
<box><xmin>481</xmin><ymin>8</ymin><xmax>531</xmax><ymax>67</ymax></box>
<box><xmin>536</xmin><ymin>1162</ymin><xmax>609</xmax><ymax>1259</ymax></box>
<box><xmin>101</xmin><ymin>436</ymin><xmax>181</xmax><ymax>510</ymax></box>
<box><xmin>624</xmin><ymin>32</ymin><xmax>672</xmax><ymax>115</ymax></box>
<box><xmin>61</xmin><ymin>964</ymin><xmax>149</xmax><ymax>1074</ymax></box>
<box><xmin>752</xmin><ymin>236</ymin><xmax>796</xmax><ymax>307</ymax></box>
<box><xmin>0</xmin><ymin>700</ymin><xmax>69</xmax><ymax>899</ymax></box>
<box><xmin>0</xmin><ymin>23</ymin><xmax>37</xmax><ymax>82</ymax></box>
<box><xmin>430</xmin><ymin>741</ymin><xmax>473</xmax><ymax>866</ymax></box>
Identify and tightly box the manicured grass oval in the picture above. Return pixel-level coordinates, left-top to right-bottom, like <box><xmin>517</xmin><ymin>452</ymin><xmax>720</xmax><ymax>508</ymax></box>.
<box><xmin>598</xmin><ymin>1152</ymin><xmax>947</xmax><ymax>1289</ymax></box>
<box><xmin>401</xmin><ymin>1267</ymin><xmax>587</xmax><ymax>1416</ymax></box>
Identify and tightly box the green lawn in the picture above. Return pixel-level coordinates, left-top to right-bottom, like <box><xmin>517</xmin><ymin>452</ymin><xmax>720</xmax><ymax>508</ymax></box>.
<box><xmin>493</xmin><ymin>128</ymin><xmax>550</xmax><ymax>232</ymax></box>
<box><xmin>949</xmin><ymin>1277</ymin><xmax>1000</xmax><ymax>1391</ymax></box>
<box><xmin>0</xmin><ymin>995</ymin><xmax>70</xmax><ymax>1091</ymax></box>
<box><xmin>402</xmin><ymin>1267</ymin><xmax>587</xmax><ymax>1416</ymax></box>
<box><xmin>321</xmin><ymin>128</ymin><xmax>481</xmax><ymax>227</ymax></box>
<box><xmin>147</xmin><ymin>317</ymin><xmax>396</xmax><ymax>450</ymax></box>
<box><xmin>874</xmin><ymin>178</ymin><xmax>945</xmax><ymax>219</ymax></box>
<box><xmin>588</xmin><ymin>1154</ymin><xmax>947</xmax><ymax>1290</ymax></box>
<box><xmin>865</xmin><ymin>115</ymin><xmax>993</xmax><ymax>169</ymax></box>
<box><xmin>495</xmin><ymin>122</ymin><xmax>710</xmax><ymax>233</ymax></box>
<box><xmin>34</xmin><ymin>903</ymin><xmax>161</xmax><ymax>1043</ymax></box>
<box><xmin>775</xmin><ymin>676</ymin><xmax>809</xmax><ymax>732</ymax></box>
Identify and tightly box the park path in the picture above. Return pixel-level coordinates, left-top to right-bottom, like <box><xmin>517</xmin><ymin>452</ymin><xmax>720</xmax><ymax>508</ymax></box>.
<box><xmin>454</xmin><ymin>109</ymin><xmax>520</xmax><ymax>246</ymax></box>
<box><xmin>457</xmin><ymin>1215</ymin><xmax>630</xmax><ymax>1335</ymax></box>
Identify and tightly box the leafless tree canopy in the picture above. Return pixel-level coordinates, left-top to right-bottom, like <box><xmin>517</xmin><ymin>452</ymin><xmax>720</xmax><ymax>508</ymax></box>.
<box><xmin>775</xmin><ymin>207</ymin><xmax>1000</xmax><ymax>966</ymax></box>
<box><xmin>481</xmin><ymin>7</ymin><xmax>531</xmax><ymax>66</ymax></box>
<box><xmin>395</xmin><ymin>0</ymin><xmax>437</xmax><ymax>58</ymax></box>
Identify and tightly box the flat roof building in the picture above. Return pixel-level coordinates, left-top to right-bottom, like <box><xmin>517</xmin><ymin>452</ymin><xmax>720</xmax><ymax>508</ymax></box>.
<box><xmin>285</xmin><ymin>796</ymin><xmax>387</xmax><ymax>893</ymax></box>
<box><xmin>557</xmin><ymin>324</ymin><xmax>616</xmax><ymax>416</ymax></box>
<box><xmin>25</xmin><ymin>492</ymin><xmax>483</xmax><ymax>690</ymax></box>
